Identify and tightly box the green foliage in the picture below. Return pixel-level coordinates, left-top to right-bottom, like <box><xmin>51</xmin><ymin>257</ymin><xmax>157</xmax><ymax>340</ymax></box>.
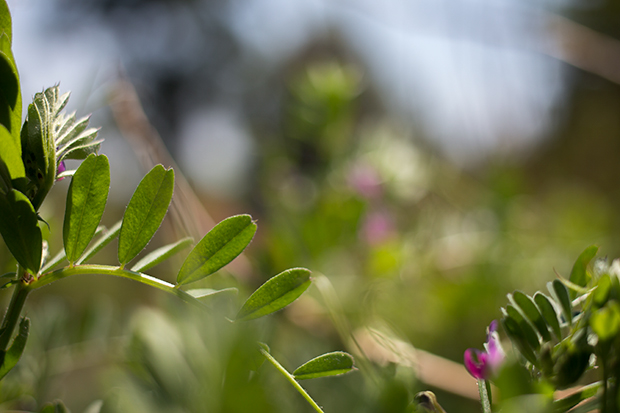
<box><xmin>292</xmin><ymin>351</ymin><xmax>355</xmax><ymax>380</ymax></box>
<box><xmin>177</xmin><ymin>214</ymin><xmax>257</xmax><ymax>285</ymax></box>
<box><xmin>131</xmin><ymin>237</ymin><xmax>193</xmax><ymax>273</ymax></box>
<box><xmin>118</xmin><ymin>164</ymin><xmax>174</xmax><ymax>266</ymax></box>
<box><xmin>0</xmin><ymin>188</ymin><xmax>41</xmax><ymax>274</ymax></box>
<box><xmin>63</xmin><ymin>154</ymin><xmax>110</xmax><ymax>264</ymax></box>
<box><xmin>236</xmin><ymin>268</ymin><xmax>312</xmax><ymax>321</ymax></box>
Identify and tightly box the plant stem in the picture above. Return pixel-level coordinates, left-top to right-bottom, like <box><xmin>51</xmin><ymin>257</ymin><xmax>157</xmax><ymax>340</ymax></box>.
<box><xmin>260</xmin><ymin>347</ymin><xmax>325</xmax><ymax>413</ymax></box>
<box><xmin>0</xmin><ymin>267</ymin><xmax>30</xmax><ymax>352</ymax></box>
<box><xmin>478</xmin><ymin>379</ymin><xmax>493</xmax><ymax>413</ymax></box>
<box><xmin>32</xmin><ymin>264</ymin><xmax>208</xmax><ymax>311</ymax></box>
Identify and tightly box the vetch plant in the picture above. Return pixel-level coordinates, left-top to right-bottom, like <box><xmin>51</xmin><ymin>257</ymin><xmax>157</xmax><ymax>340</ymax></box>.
<box><xmin>0</xmin><ymin>2</ymin><xmax>355</xmax><ymax>411</ymax></box>
<box><xmin>413</xmin><ymin>245</ymin><xmax>620</xmax><ymax>412</ymax></box>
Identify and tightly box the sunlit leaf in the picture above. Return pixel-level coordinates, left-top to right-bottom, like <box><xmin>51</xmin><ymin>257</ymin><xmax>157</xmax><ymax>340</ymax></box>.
<box><xmin>77</xmin><ymin>220</ymin><xmax>121</xmax><ymax>265</ymax></box>
<box><xmin>511</xmin><ymin>291</ymin><xmax>551</xmax><ymax>343</ymax></box>
<box><xmin>177</xmin><ymin>214</ymin><xmax>256</xmax><ymax>285</ymax></box>
<box><xmin>0</xmin><ymin>124</ymin><xmax>23</xmax><ymax>180</ymax></box>
<box><xmin>236</xmin><ymin>268</ymin><xmax>311</xmax><ymax>321</ymax></box>
<box><xmin>0</xmin><ymin>29</ymin><xmax>22</xmax><ymax>145</ymax></box>
<box><xmin>533</xmin><ymin>293</ymin><xmax>562</xmax><ymax>340</ymax></box>
<box><xmin>0</xmin><ymin>317</ymin><xmax>29</xmax><ymax>380</ymax></box>
<box><xmin>131</xmin><ymin>237</ymin><xmax>193</xmax><ymax>273</ymax></box>
<box><xmin>63</xmin><ymin>154</ymin><xmax>110</xmax><ymax>263</ymax></box>
<box><xmin>0</xmin><ymin>188</ymin><xmax>41</xmax><ymax>274</ymax></box>
<box><xmin>118</xmin><ymin>165</ymin><xmax>174</xmax><ymax>266</ymax></box>
<box><xmin>569</xmin><ymin>245</ymin><xmax>598</xmax><ymax>299</ymax></box>
<box><xmin>293</xmin><ymin>351</ymin><xmax>355</xmax><ymax>380</ymax></box>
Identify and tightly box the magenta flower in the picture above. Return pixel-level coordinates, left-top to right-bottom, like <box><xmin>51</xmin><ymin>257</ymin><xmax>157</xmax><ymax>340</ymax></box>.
<box><xmin>56</xmin><ymin>161</ymin><xmax>66</xmax><ymax>181</ymax></box>
<box><xmin>464</xmin><ymin>320</ymin><xmax>505</xmax><ymax>380</ymax></box>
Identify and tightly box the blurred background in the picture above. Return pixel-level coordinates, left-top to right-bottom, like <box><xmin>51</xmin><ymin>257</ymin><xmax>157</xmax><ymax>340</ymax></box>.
<box><xmin>2</xmin><ymin>0</ymin><xmax>620</xmax><ymax>411</ymax></box>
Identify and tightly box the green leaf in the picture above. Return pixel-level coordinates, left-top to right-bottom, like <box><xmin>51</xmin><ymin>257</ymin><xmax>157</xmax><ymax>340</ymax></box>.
<box><xmin>293</xmin><ymin>351</ymin><xmax>355</xmax><ymax>380</ymax></box>
<box><xmin>0</xmin><ymin>123</ymin><xmax>23</xmax><ymax>180</ymax></box>
<box><xmin>569</xmin><ymin>245</ymin><xmax>598</xmax><ymax>299</ymax></box>
<box><xmin>76</xmin><ymin>220</ymin><xmax>121</xmax><ymax>265</ymax></box>
<box><xmin>590</xmin><ymin>302</ymin><xmax>620</xmax><ymax>342</ymax></box>
<box><xmin>549</xmin><ymin>280</ymin><xmax>572</xmax><ymax>327</ymax></box>
<box><xmin>39</xmin><ymin>400</ymin><xmax>70</xmax><ymax>413</ymax></box>
<box><xmin>41</xmin><ymin>248</ymin><xmax>66</xmax><ymax>273</ymax></box>
<box><xmin>130</xmin><ymin>237</ymin><xmax>193</xmax><ymax>273</ymax></box>
<box><xmin>63</xmin><ymin>154</ymin><xmax>110</xmax><ymax>264</ymax></box>
<box><xmin>118</xmin><ymin>165</ymin><xmax>174</xmax><ymax>266</ymax></box>
<box><xmin>501</xmin><ymin>317</ymin><xmax>538</xmax><ymax>366</ymax></box>
<box><xmin>504</xmin><ymin>304</ymin><xmax>540</xmax><ymax>350</ymax></box>
<box><xmin>511</xmin><ymin>291</ymin><xmax>551</xmax><ymax>343</ymax></box>
<box><xmin>0</xmin><ymin>30</ymin><xmax>22</xmax><ymax>143</ymax></box>
<box><xmin>186</xmin><ymin>287</ymin><xmax>238</xmax><ymax>299</ymax></box>
<box><xmin>0</xmin><ymin>317</ymin><xmax>29</xmax><ymax>380</ymax></box>
<box><xmin>1</xmin><ymin>0</ymin><xmax>12</xmax><ymax>44</ymax></box>
<box><xmin>236</xmin><ymin>268</ymin><xmax>312</xmax><ymax>321</ymax></box>
<box><xmin>177</xmin><ymin>214</ymin><xmax>257</xmax><ymax>285</ymax></box>
<box><xmin>533</xmin><ymin>293</ymin><xmax>562</xmax><ymax>340</ymax></box>
<box><xmin>0</xmin><ymin>188</ymin><xmax>41</xmax><ymax>273</ymax></box>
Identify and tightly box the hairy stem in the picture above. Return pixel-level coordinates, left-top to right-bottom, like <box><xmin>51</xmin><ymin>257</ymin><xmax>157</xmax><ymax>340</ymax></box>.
<box><xmin>260</xmin><ymin>347</ymin><xmax>325</xmax><ymax>413</ymax></box>
<box><xmin>478</xmin><ymin>379</ymin><xmax>493</xmax><ymax>413</ymax></box>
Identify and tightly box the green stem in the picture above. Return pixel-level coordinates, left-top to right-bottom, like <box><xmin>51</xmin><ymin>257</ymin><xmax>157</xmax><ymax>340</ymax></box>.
<box><xmin>478</xmin><ymin>379</ymin><xmax>493</xmax><ymax>413</ymax></box>
<box><xmin>0</xmin><ymin>267</ymin><xmax>30</xmax><ymax>351</ymax></box>
<box><xmin>33</xmin><ymin>264</ymin><xmax>208</xmax><ymax>311</ymax></box>
<box><xmin>259</xmin><ymin>347</ymin><xmax>325</xmax><ymax>413</ymax></box>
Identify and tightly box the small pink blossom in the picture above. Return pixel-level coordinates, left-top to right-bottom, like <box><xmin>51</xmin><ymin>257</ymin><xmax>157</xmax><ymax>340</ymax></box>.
<box><xmin>56</xmin><ymin>161</ymin><xmax>66</xmax><ymax>181</ymax></box>
<box><xmin>464</xmin><ymin>320</ymin><xmax>505</xmax><ymax>380</ymax></box>
<box><xmin>348</xmin><ymin>164</ymin><xmax>382</xmax><ymax>199</ymax></box>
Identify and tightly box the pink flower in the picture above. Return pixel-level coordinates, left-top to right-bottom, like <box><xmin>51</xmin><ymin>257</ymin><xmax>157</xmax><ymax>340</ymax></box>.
<box><xmin>464</xmin><ymin>320</ymin><xmax>505</xmax><ymax>380</ymax></box>
<box><xmin>56</xmin><ymin>161</ymin><xmax>66</xmax><ymax>181</ymax></box>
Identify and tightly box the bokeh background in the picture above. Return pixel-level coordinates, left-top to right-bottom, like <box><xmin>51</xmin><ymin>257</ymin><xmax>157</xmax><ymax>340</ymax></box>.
<box><xmin>2</xmin><ymin>0</ymin><xmax>620</xmax><ymax>411</ymax></box>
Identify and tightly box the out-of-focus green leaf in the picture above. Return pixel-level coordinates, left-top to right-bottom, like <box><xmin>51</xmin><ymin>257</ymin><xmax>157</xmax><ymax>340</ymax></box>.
<box><xmin>177</xmin><ymin>214</ymin><xmax>256</xmax><ymax>285</ymax></box>
<box><xmin>186</xmin><ymin>287</ymin><xmax>238</xmax><ymax>299</ymax></box>
<box><xmin>549</xmin><ymin>280</ymin><xmax>572</xmax><ymax>326</ymax></box>
<box><xmin>0</xmin><ymin>317</ymin><xmax>29</xmax><ymax>380</ymax></box>
<box><xmin>593</xmin><ymin>274</ymin><xmax>612</xmax><ymax>307</ymax></box>
<box><xmin>76</xmin><ymin>220</ymin><xmax>121</xmax><ymax>265</ymax></box>
<box><xmin>131</xmin><ymin>237</ymin><xmax>193</xmax><ymax>273</ymax></box>
<box><xmin>236</xmin><ymin>268</ymin><xmax>311</xmax><ymax>321</ymax></box>
<box><xmin>118</xmin><ymin>165</ymin><xmax>174</xmax><ymax>266</ymax></box>
<box><xmin>63</xmin><ymin>154</ymin><xmax>110</xmax><ymax>263</ymax></box>
<box><xmin>39</xmin><ymin>400</ymin><xmax>70</xmax><ymax>413</ymax></box>
<box><xmin>533</xmin><ymin>293</ymin><xmax>562</xmax><ymax>340</ymax></box>
<box><xmin>501</xmin><ymin>317</ymin><xmax>538</xmax><ymax>366</ymax></box>
<box><xmin>505</xmin><ymin>304</ymin><xmax>540</xmax><ymax>350</ymax></box>
<box><xmin>292</xmin><ymin>351</ymin><xmax>355</xmax><ymax>380</ymax></box>
<box><xmin>590</xmin><ymin>302</ymin><xmax>620</xmax><ymax>342</ymax></box>
<box><xmin>569</xmin><ymin>245</ymin><xmax>598</xmax><ymax>299</ymax></box>
<box><xmin>511</xmin><ymin>291</ymin><xmax>551</xmax><ymax>343</ymax></box>
<box><xmin>0</xmin><ymin>188</ymin><xmax>41</xmax><ymax>274</ymax></box>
